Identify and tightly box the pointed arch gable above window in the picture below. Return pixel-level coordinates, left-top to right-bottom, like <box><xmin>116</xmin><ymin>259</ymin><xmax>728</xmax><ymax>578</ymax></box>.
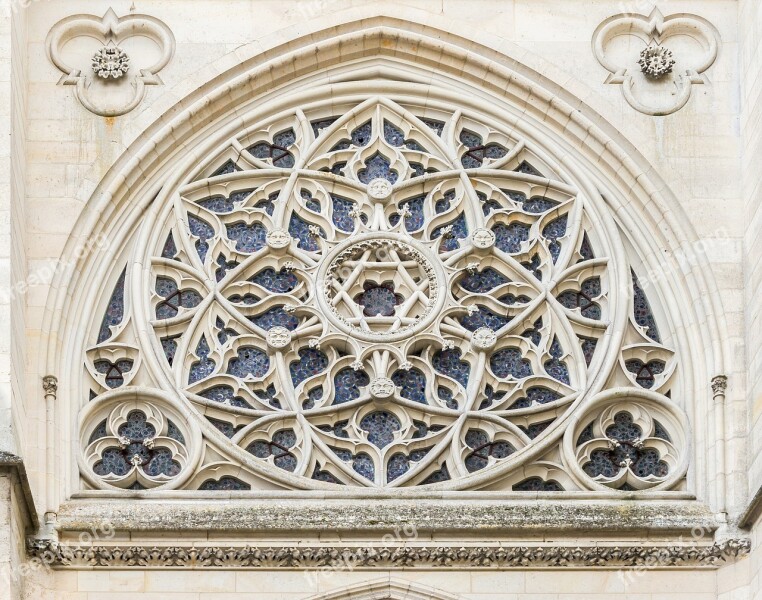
<box><xmin>41</xmin><ymin>19</ymin><xmax>728</xmax><ymax>522</ymax></box>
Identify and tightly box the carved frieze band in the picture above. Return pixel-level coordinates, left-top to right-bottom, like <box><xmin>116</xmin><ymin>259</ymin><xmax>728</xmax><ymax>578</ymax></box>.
<box><xmin>28</xmin><ymin>539</ymin><xmax>750</xmax><ymax>569</ymax></box>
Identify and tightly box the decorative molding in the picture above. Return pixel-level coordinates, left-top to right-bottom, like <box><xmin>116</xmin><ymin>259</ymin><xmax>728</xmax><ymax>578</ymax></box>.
<box><xmin>42</xmin><ymin>375</ymin><xmax>58</xmax><ymax>398</ymax></box>
<box><xmin>592</xmin><ymin>8</ymin><xmax>720</xmax><ymax>115</ymax></box>
<box><xmin>46</xmin><ymin>8</ymin><xmax>174</xmax><ymax>116</ymax></box>
<box><xmin>27</xmin><ymin>538</ymin><xmax>750</xmax><ymax>570</ymax></box>
<box><xmin>711</xmin><ymin>375</ymin><xmax>728</xmax><ymax>396</ymax></box>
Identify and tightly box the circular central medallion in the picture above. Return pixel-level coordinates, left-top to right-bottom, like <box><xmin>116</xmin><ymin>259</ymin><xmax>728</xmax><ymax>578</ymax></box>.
<box><xmin>317</xmin><ymin>233</ymin><xmax>445</xmax><ymax>342</ymax></box>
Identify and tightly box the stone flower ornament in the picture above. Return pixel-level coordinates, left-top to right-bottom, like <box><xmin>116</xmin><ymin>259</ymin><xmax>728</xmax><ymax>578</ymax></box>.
<box><xmin>46</xmin><ymin>8</ymin><xmax>174</xmax><ymax>117</ymax></box>
<box><xmin>592</xmin><ymin>8</ymin><xmax>719</xmax><ymax>115</ymax></box>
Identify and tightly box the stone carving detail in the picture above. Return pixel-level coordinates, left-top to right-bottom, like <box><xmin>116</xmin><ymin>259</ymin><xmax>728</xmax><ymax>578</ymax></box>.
<box><xmin>592</xmin><ymin>8</ymin><xmax>719</xmax><ymax>115</ymax></box>
<box><xmin>92</xmin><ymin>45</ymin><xmax>130</xmax><ymax>79</ymax></box>
<box><xmin>46</xmin><ymin>8</ymin><xmax>174</xmax><ymax>116</ymax></box>
<box><xmin>81</xmin><ymin>96</ymin><xmax>684</xmax><ymax>491</ymax></box>
<box><xmin>638</xmin><ymin>45</ymin><xmax>675</xmax><ymax>79</ymax></box>
<box><xmin>28</xmin><ymin>538</ymin><xmax>751</xmax><ymax>569</ymax></box>
<box><xmin>368</xmin><ymin>178</ymin><xmax>393</xmax><ymax>200</ymax></box>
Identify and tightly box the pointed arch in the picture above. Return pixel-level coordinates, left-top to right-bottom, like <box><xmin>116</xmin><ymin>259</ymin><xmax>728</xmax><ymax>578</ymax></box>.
<box><xmin>41</xmin><ymin>17</ymin><xmax>727</xmax><ymax>512</ymax></box>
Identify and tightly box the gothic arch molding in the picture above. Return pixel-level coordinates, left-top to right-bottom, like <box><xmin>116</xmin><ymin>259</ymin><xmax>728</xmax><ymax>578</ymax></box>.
<box><xmin>40</xmin><ymin>18</ymin><xmax>727</xmax><ymax>509</ymax></box>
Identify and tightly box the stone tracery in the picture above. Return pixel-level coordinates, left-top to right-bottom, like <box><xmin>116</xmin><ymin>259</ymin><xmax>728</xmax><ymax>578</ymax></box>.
<box><xmin>81</xmin><ymin>96</ymin><xmax>686</xmax><ymax>491</ymax></box>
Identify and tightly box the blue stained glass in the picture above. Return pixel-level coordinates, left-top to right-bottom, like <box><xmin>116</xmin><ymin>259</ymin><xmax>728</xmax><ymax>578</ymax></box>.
<box><xmin>578</xmin><ymin>233</ymin><xmax>595</xmax><ymax>261</ymax></box>
<box><xmin>161</xmin><ymin>233</ymin><xmax>177</xmax><ymax>259</ymax></box>
<box><xmin>459</xmin><ymin>268</ymin><xmax>509</xmax><ymax>293</ymax></box>
<box><xmin>515</xmin><ymin>161</ymin><xmax>543</xmax><ymax>176</ymax></box>
<box><xmin>215</xmin><ymin>254</ymin><xmax>239</xmax><ymax>282</ymax></box>
<box><xmin>459</xmin><ymin>129</ymin><xmax>508</xmax><ymax>168</ymax></box>
<box><xmin>199</xmin><ymin>476</ymin><xmax>251</xmax><ymax>490</ymax></box>
<box><xmin>519</xmin><ymin>194</ymin><xmax>559</xmax><ymax>214</ymax></box>
<box><xmin>418</xmin><ymin>117</ymin><xmax>445</xmax><ymax>136</ymax></box>
<box><xmin>250</xmin><ymin>306</ymin><xmax>299</xmax><ymax>331</ymax></box>
<box><xmin>513</xmin><ymin>477</ymin><xmax>563</xmax><ymax>491</ymax></box>
<box><xmin>255</xmin><ymin>191</ymin><xmax>278</xmax><ymax>216</ymax></box>
<box><xmin>215</xmin><ymin>314</ymin><xmax>238</xmax><ymax>342</ymax></box>
<box><xmin>161</xmin><ymin>336</ymin><xmax>179</xmax><ymax>365</ymax></box>
<box><xmin>419</xmin><ymin>463</ymin><xmax>450</xmax><ymax>484</ymax></box>
<box><xmin>94</xmin><ymin>411</ymin><xmax>180</xmax><ymax>478</ymax></box>
<box><xmin>301</xmin><ymin>189</ymin><xmax>321</xmax><ymax>212</ymax></box>
<box><xmin>303</xmin><ymin>387</ymin><xmax>323</xmax><ymax>409</ymax></box>
<box><xmin>387</xmin><ymin>448</ymin><xmax>431</xmax><ymax>482</ymax></box>
<box><xmin>360</xmin><ymin>411</ymin><xmax>401</xmax><ymax>448</ymax></box>
<box><xmin>557</xmin><ymin>277</ymin><xmax>602</xmax><ymax>320</ymax></box>
<box><xmin>521</xmin><ymin>318</ymin><xmax>543</xmax><ymax>346</ymax></box>
<box><xmin>435</xmin><ymin>189</ymin><xmax>455</xmax><ymax>214</ymax></box>
<box><xmin>355</xmin><ymin>282</ymin><xmax>403</xmax><ymax>317</ymax></box>
<box><xmin>493</xmin><ymin>222</ymin><xmax>530</xmax><ymax>254</ymax></box>
<box><xmin>542</xmin><ymin>215</ymin><xmax>567</xmax><ymax>263</ymax></box>
<box><xmin>188</xmin><ymin>215</ymin><xmax>214</xmax><ymax>263</ymax></box>
<box><xmin>392</xmin><ymin>196</ymin><xmax>424</xmax><ymax>231</ymax></box>
<box><xmin>632</xmin><ymin>271</ymin><xmax>661</xmax><ymax>342</ymax></box>
<box><xmin>197</xmin><ymin>189</ymin><xmax>253</xmax><ymax>213</ymax></box>
<box><xmin>580</xmin><ymin>336</ymin><xmax>597</xmax><ymax>366</ymax></box>
<box><xmin>288</xmin><ymin>213</ymin><xmax>325</xmax><ymax>252</ymax></box>
<box><xmin>94</xmin><ymin>359</ymin><xmax>133</xmax><ymax>388</ymax></box>
<box><xmin>311</xmin><ymin>117</ymin><xmax>339</xmax><ymax>138</ymax></box>
<box><xmin>509</xmin><ymin>386</ymin><xmax>562</xmax><ymax>409</ymax></box>
<box><xmin>544</xmin><ymin>337</ymin><xmax>570</xmax><ymax>384</ymax></box>
<box><xmin>155</xmin><ymin>276</ymin><xmax>202</xmax><ymax>319</ymax></box>
<box><xmin>167</xmin><ymin>420</ymin><xmax>185</xmax><ymax>444</ymax></box>
<box><xmin>412</xmin><ymin>420</ymin><xmax>444</xmax><ymax>438</ymax></box>
<box><xmin>432</xmin><ymin>213</ymin><xmax>468</xmax><ymax>252</ymax></box>
<box><xmin>583</xmin><ymin>412</ymin><xmax>669</xmax><ymax>482</ymax></box>
<box><xmin>521</xmin><ymin>254</ymin><xmax>543</xmax><ymax>280</ymax></box>
<box><xmin>227</xmin><ymin>346</ymin><xmax>270</xmax><ymax>379</ymax></box>
<box><xmin>225</xmin><ymin>222</ymin><xmax>267</xmax><ymax>253</ymax></box>
<box><xmin>520</xmin><ymin>420</ymin><xmax>553</xmax><ymax>439</ymax></box>
<box><xmin>351</xmin><ymin>121</ymin><xmax>372</xmax><ymax>146</ymax></box>
<box><xmin>384</xmin><ymin>120</ymin><xmax>406</xmax><ymax>146</ymax></box>
<box><xmin>464</xmin><ymin>428</ymin><xmax>514</xmax><ymax>472</ymax></box>
<box><xmin>479</xmin><ymin>190</ymin><xmax>503</xmax><ymax>215</ymax></box>
<box><xmin>333</xmin><ymin>368</ymin><xmax>370</xmax><ymax>404</ymax></box>
<box><xmin>88</xmin><ymin>420</ymin><xmax>108</xmax><ymax>444</ymax></box>
<box><xmin>247</xmin><ymin>429</ymin><xmax>297</xmax><ymax>472</ymax></box>
<box><xmin>289</xmin><ymin>348</ymin><xmax>329</xmax><ymax>387</ymax></box>
<box><xmin>490</xmin><ymin>347</ymin><xmax>532</xmax><ymax>379</ymax></box>
<box><xmin>499</xmin><ymin>292</ymin><xmax>531</xmax><ymax>305</ymax></box>
<box><xmin>189</xmin><ymin>336</ymin><xmax>216</xmax><ymax>383</ymax></box>
<box><xmin>459</xmin><ymin>305</ymin><xmax>509</xmax><ymax>331</ymax></box>
<box><xmin>625</xmin><ymin>358</ymin><xmax>666</xmax><ymax>389</ymax></box>
<box><xmin>330</xmin><ymin>140</ymin><xmax>351</xmax><ymax>151</ymax></box>
<box><xmin>391</xmin><ymin>368</ymin><xmax>427</xmax><ymax>404</ymax></box>
<box><xmin>97</xmin><ymin>269</ymin><xmax>126</xmax><ymax>343</ymax></box>
<box><xmin>227</xmin><ymin>291</ymin><xmax>260</xmax><ymax>305</ymax></box>
<box><xmin>478</xmin><ymin>384</ymin><xmax>506</xmax><ymax>409</ymax></box>
<box><xmin>317</xmin><ymin>420</ymin><xmax>349</xmax><ymax>438</ymax></box>
<box><xmin>352</xmin><ymin>452</ymin><xmax>375</xmax><ymax>481</ymax></box>
<box><xmin>312</xmin><ymin>464</ymin><xmax>343</xmax><ymax>484</ymax></box>
<box><xmin>253</xmin><ymin>383</ymin><xmax>282</xmax><ymax>409</ymax></box>
<box><xmin>432</xmin><ymin>348</ymin><xmax>470</xmax><ymax>388</ymax></box>
<box><xmin>250</xmin><ymin>267</ymin><xmax>298</xmax><ymax>293</ymax></box>
<box><xmin>248</xmin><ymin>129</ymin><xmax>295</xmax><ymax>168</ymax></box>
<box><xmin>331</xmin><ymin>195</ymin><xmax>357</xmax><ymax>232</ymax></box>
<box><xmin>437</xmin><ymin>386</ymin><xmax>458</xmax><ymax>409</ymax></box>
<box><xmin>211</xmin><ymin>160</ymin><xmax>240</xmax><ymax>176</ymax></box>
<box><xmin>358</xmin><ymin>153</ymin><xmax>398</xmax><ymax>184</ymax></box>
<box><xmin>410</xmin><ymin>162</ymin><xmax>439</xmax><ymax>178</ymax></box>
<box><xmin>198</xmin><ymin>385</ymin><xmax>252</xmax><ymax>409</ymax></box>
<box><xmin>207</xmin><ymin>416</ymin><xmax>244</xmax><ymax>438</ymax></box>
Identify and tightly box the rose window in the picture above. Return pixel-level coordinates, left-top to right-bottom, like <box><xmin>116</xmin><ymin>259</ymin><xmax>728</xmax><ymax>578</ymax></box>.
<box><xmin>81</xmin><ymin>97</ymin><xmax>688</xmax><ymax>491</ymax></box>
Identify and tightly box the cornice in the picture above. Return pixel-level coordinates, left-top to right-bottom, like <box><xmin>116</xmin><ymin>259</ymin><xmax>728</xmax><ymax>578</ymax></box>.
<box><xmin>27</xmin><ymin>538</ymin><xmax>751</xmax><ymax>570</ymax></box>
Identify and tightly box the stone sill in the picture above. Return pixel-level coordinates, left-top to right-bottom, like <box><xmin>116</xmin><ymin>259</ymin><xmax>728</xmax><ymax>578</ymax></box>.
<box><xmin>57</xmin><ymin>493</ymin><xmax>715</xmax><ymax>537</ymax></box>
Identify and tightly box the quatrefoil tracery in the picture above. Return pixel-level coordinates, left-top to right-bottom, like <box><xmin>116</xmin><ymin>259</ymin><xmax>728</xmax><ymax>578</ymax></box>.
<box><xmin>82</xmin><ymin>97</ymin><xmax>685</xmax><ymax>491</ymax></box>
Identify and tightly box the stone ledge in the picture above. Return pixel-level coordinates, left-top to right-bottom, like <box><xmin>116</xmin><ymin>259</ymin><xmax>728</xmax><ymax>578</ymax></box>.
<box><xmin>56</xmin><ymin>496</ymin><xmax>715</xmax><ymax>536</ymax></box>
<box><xmin>27</xmin><ymin>538</ymin><xmax>751</xmax><ymax>570</ymax></box>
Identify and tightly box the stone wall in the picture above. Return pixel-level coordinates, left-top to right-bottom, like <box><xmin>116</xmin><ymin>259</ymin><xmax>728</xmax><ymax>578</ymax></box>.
<box><xmin>0</xmin><ymin>0</ymin><xmax>760</xmax><ymax>598</ymax></box>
